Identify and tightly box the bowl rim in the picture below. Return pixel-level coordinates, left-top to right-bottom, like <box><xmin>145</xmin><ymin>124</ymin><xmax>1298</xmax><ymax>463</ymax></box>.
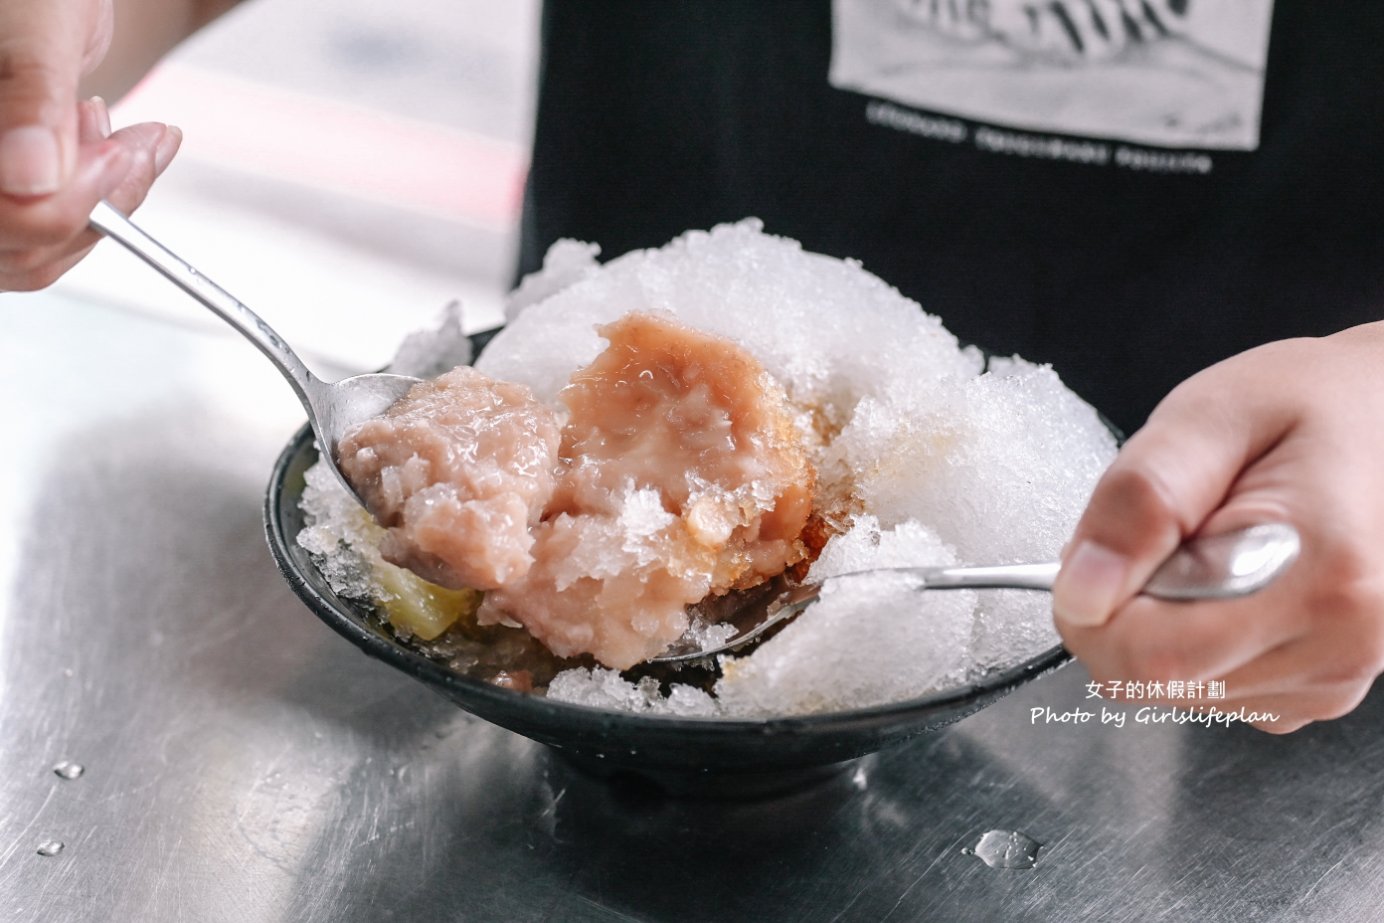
<box><xmin>265</xmin><ymin>422</ymin><xmax>1074</xmax><ymax>736</ymax></box>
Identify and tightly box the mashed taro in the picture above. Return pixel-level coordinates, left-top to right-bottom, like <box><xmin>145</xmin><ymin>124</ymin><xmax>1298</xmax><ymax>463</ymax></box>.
<box><xmin>338</xmin><ymin>311</ymin><xmax>814</xmax><ymax>670</ymax></box>
<box><xmin>337</xmin><ymin>366</ymin><xmax>561</xmax><ymax>591</ymax></box>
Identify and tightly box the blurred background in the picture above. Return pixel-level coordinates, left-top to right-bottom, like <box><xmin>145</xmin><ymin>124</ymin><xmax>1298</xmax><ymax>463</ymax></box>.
<box><xmin>58</xmin><ymin>0</ymin><xmax>540</xmax><ymax>371</ymax></box>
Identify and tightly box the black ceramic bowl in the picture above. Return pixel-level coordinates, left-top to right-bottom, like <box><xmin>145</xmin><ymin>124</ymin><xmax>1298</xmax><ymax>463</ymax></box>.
<box><xmin>263</xmin><ymin>331</ymin><xmax>1075</xmax><ymax>793</ymax></box>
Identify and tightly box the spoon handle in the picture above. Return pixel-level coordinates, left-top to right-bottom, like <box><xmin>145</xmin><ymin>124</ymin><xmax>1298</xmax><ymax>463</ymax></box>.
<box><xmin>88</xmin><ymin>200</ymin><xmax>323</xmax><ymax>409</ymax></box>
<box><xmin>656</xmin><ymin>524</ymin><xmax>1301</xmax><ymax>663</ymax></box>
<box><xmin>915</xmin><ymin>522</ymin><xmax>1300</xmax><ymax>600</ymax></box>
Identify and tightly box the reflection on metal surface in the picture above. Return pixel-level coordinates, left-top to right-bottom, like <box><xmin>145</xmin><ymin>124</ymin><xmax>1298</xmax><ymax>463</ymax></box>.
<box><xmin>5</xmin><ymin>296</ymin><xmax>1384</xmax><ymax>921</ymax></box>
<box><xmin>851</xmin><ymin>764</ymin><xmax>869</xmax><ymax>791</ymax></box>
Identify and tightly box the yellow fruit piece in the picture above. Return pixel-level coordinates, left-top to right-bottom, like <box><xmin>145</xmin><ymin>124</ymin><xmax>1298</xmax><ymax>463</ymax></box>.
<box><xmin>333</xmin><ymin>502</ymin><xmax>480</xmax><ymax>640</ymax></box>
<box><xmin>372</xmin><ymin>557</ymin><xmax>481</xmax><ymax>641</ymax></box>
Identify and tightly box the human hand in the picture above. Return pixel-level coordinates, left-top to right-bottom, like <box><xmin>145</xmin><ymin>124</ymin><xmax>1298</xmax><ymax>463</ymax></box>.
<box><xmin>1052</xmin><ymin>324</ymin><xmax>1384</xmax><ymax>732</ymax></box>
<box><xmin>1</xmin><ymin>0</ymin><xmax>181</xmax><ymax>291</ymax></box>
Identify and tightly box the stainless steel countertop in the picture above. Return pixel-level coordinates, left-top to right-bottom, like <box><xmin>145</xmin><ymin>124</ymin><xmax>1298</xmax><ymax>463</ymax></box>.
<box><xmin>3</xmin><ymin>293</ymin><xmax>1382</xmax><ymax>922</ymax></box>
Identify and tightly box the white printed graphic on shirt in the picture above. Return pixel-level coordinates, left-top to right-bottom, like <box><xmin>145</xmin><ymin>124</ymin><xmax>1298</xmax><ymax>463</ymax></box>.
<box><xmin>831</xmin><ymin>0</ymin><xmax>1275</xmax><ymax>151</ymax></box>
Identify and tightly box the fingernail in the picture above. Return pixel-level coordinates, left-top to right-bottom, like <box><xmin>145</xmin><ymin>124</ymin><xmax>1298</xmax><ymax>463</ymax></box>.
<box><xmin>0</xmin><ymin>126</ymin><xmax>62</xmax><ymax>195</ymax></box>
<box><xmin>78</xmin><ymin>98</ymin><xmax>112</xmax><ymax>144</ymax></box>
<box><xmin>92</xmin><ymin>97</ymin><xmax>112</xmax><ymax>138</ymax></box>
<box><xmin>154</xmin><ymin>126</ymin><xmax>182</xmax><ymax>174</ymax></box>
<box><xmin>1053</xmin><ymin>540</ymin><xmax>1128</xmax><ymax>627</ymax></box>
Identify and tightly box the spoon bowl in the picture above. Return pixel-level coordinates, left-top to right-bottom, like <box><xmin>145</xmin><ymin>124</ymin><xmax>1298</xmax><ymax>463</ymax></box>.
<box><xmin>308</xmin><ymin>372</ymin><xmax>420</xmax><ymax>456</ymax></box>
<box><xmin>88</xmin><ymin>200</ymin><xmax>418</xmax><ymax>504</ymax></box>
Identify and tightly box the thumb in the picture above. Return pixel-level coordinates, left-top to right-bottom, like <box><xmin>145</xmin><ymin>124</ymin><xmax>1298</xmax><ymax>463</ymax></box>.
<box><xmin>1052</xmin><ymin>372</ymin><xmax>1292</xmax><ymax>627</ymax></box>
<box><xmin>0</xmin><ymin>0</ymin><xmax>96</xmax><ymax>195</ymax></box>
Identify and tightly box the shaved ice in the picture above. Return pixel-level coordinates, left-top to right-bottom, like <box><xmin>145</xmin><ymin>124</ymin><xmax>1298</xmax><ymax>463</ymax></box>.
<box><xmin>300</xmin><ymin>220</ymin><xmax>1117</xmax><ymax>719</ymax></box>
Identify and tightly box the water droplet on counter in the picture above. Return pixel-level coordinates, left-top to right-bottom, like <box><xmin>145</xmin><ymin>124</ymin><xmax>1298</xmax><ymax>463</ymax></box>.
<box><xmin>53</xmin><ymin>761</ymin><xmax>84</xmax><ymax>780</ymax></box>
<box><xmin>964</xmin><ymin>830</ymin><xmax>1042</xmax><ymax>869</ymax></box>
<box><xmin>36</xmin><ymin>841</ymin><xmax>64</xmax><ymax>857</ymax></box>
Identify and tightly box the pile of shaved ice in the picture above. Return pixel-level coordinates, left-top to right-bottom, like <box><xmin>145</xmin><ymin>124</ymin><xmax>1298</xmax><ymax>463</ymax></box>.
<box><xmin>299</xmin><ymin>220</ymin><xmax>1117</xmax><ymax>718</ymax></box>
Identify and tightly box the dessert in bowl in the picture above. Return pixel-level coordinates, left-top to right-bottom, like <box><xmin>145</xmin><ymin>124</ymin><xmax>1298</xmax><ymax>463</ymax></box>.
<box><xmin>264</xmin><ymin>221</ymin><xmax>1116</xmax><ymax>788</ymax></box>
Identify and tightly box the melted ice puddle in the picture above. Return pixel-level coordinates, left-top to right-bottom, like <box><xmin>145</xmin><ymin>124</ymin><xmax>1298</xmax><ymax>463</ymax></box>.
<box><xmin>962</xmin><ymin>830</ymin><xmax>1042</xmax><ymax>869</ymax></box>
<box><xmin>52</xmin><ymin>761</ymin><xmax>84</xmax><ymax>780</ymax></box>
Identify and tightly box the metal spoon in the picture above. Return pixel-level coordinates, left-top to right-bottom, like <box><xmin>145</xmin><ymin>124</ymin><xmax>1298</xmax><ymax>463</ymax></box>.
<box><xmin>654</xmin><ymin>522</ymin><xmax>1301</xmax><ymax>663</ymax></box>
<box><xmin>89</xmin><ymin>200</ymin><xmax>419</xmax><ymax>504</ymax></box>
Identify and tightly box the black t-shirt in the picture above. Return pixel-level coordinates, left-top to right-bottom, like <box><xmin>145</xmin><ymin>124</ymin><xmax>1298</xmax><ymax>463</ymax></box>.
<box><xmin>519</xmin><ymin>0</ymin><xmax>1384</xmax><ymax>434</ymax></box>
